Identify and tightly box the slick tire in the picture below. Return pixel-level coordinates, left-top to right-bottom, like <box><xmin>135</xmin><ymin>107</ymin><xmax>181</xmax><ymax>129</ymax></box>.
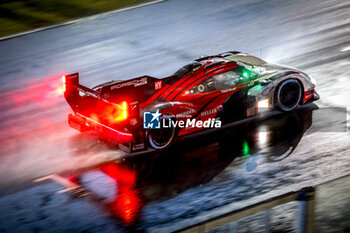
<box><xmin>146</xmin><ymin>117</ymin><xmax>176</xmax><ymax>150</ymax></box>
<box><xmin>275</xmin><ymin>79</ymin><xmax>302</xmax><ymax>112</ymax></box>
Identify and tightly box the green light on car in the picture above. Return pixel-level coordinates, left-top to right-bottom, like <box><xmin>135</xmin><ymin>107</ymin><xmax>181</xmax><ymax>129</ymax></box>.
<box><xmin>242</xmin><ymin>140</ymin><xmax>250</xmax><ymax>156</ymax></box>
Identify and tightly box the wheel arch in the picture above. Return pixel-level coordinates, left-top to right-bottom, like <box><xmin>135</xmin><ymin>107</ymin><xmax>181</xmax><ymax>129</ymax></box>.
<box><xmin>271</xmin><ymin>72</ymin><xmax>305</xmax><ymax>105</ymax></box>
<box><xmin>273</xmin><ymin>76</ymin><xmax>303</xmax><ymax>111</ymax></box>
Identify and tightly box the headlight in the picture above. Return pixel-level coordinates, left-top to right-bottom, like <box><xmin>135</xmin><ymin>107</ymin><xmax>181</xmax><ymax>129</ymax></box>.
<box><xmin>257</xmin><ymin>99</ymin><xmax>269</xmax><ymax>113</ymax></box>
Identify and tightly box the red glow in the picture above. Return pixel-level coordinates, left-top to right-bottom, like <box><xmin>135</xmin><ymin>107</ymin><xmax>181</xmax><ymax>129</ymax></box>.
<box><xmin>53</xmin><ymin>75</ymin><xmax>66</xmax><ymax>96</ymax></box>
<box><xmin>112</xmin><ymin>189</ymin><xmax>141</xmax><ymax>224</ymax></box>
<box><xmin>3</xmin><ymin>75</ymin><xmax>68</xmax><ymax>109</ymax></box>
<box><xmin>101</xmin><ymin>164</ymin><xmax>141</xmax><ymax>225</ymax></box>
<box><xmin>55</xmin><ymin>86</ymin><xmax>65</xmax><ymax>96</ymax></box>
<box><xmin>303</xmin><ymin>89</ymin><xmax>314</xmax><ymax>102</ymax></box>
<box><xmin>114</xmin><ymin>101</ymin><xmax>128</xmax><ymax>122</ymax></box>
<box><xmin>78</xmin><ymin>113</ymin><xmax>133</xmax><ymax>141</ymax></box>
<box><xmin>101</xmin><ymin>164</ymin><xmax>136</xmax><ymax>186</ymax></box>
<box><xmin>62</xmin><ymin>75</ymin><xmax>66</xmax><ymax>93</ymax></box>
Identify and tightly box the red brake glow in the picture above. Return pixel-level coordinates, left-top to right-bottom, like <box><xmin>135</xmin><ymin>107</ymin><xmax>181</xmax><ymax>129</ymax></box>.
<box><xmin>114</xmin><ymin>101</ymin><xmax>128</xmax><ymax>122</ymax></box>
<box><xmin>62</xmin><ymin>75</ymin><xmax>66</xmax><ymax>93</ymax></box>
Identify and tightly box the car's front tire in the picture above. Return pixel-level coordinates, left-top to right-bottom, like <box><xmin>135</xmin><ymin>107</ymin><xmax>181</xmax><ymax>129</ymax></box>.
<box><xmin>275</xmin><ymin>79</ymin><xmax>302</xmax><ymax>112</ymax></box>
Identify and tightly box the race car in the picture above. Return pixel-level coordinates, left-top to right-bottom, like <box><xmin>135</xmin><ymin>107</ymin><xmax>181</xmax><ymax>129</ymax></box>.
<box><xmin>63</xmin><ymin>51</ymin><xmax>319</xmax><ymax>152</ymax></box>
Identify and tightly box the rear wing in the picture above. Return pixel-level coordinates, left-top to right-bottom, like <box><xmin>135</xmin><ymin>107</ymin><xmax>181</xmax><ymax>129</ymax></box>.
<box><xmin>63</xmin><ymin>73</ymin><xmax>101</xmax><ymax>111</ymax></box>
<box><xmin>64</xmin><ymin>72</ymin><xmax>79</xmax><ymax>86</ymax></box>
<box><xmin>63</xmin><ymin>72</ymin><xmax>100</xmax><ymax>96</ymax></box>
<box><xmin>63</xmin><ymin>73</ymin><xmax>138</xmax><ymax>127</ymax></box>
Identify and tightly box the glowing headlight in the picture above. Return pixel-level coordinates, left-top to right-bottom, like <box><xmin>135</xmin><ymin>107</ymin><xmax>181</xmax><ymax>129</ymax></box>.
<box><xmin>257</xmin><ymin>99</ymin><xmax>269</xmax><ymax>113</ymax></box>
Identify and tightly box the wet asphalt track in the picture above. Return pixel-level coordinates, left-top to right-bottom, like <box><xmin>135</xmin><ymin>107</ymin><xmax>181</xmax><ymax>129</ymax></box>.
<box><xmin>0</xmin><ymin>0</ymin><xmax>350</xmax><ymax>232</ymax></box>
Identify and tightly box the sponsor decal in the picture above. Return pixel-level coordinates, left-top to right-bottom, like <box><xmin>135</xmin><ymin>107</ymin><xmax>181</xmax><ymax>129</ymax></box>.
<box><xmin>155</xmin><ymin>80</ymin><xmax>162</xmax><ymax>90</ymax></box>
<box><xmin>192</xmin><ymin>66</ymin><xmax>201</xmax><ymax>72</ymax></box>
<box><xmin>176</xmin><ymin>109</ymin><xmax>195</xmax><ymax>118</ymax></box>
<box><xmin>143</xmin><ymin>110</ymin><xmax>221</xmax><ymax>129</ymax></box>
<box><xmin>111</xmin><ymin>77</ymin><xmax>147</xmax><ymax>90</ymax></box>
<box><xmin>143</xmin><ymin>110</ymin><xmax>161</xmax><ymax>129</ymax></box>
<box><xmin>163</xmin><ymin>118</ymin><xmax>221</xmax><ymax>128</ymax></box>
<box><xmin>79</xmin><ymin>90</ymin><xmax>86</xmax><ymax>97</ymax></box>
<box><xmin>221</xmin><ymin>87</ymin><xmax>236</xmax><ymax>93</ymax></box>
<box><xmin>201</xmin><ymin>108</ymin><xmax>217</xmax><ymax>117</ymax></box>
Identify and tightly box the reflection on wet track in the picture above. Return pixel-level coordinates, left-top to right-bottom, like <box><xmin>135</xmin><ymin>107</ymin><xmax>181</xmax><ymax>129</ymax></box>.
<box><xmin>63</xmin><ymin>105</ymin><xmax>316</xmax><ymax>229</ymax></box>
<box><xmin>0</xmin><ymin>0</ymin><xmax>349</xmax><ymax>231</ymax></box>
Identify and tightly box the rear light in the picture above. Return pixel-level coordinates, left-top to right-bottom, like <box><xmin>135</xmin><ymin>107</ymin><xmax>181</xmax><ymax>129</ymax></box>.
<box><xmin>115</xmin><ymin>101</ymin><xmax>128</xmax><ymax>122</ymax></box>
<box><xmin>62</xmin><ymin>75</ymin><xmax>66</xmax><ymax>92</ymax></box>
<box><xmin>122</xmin><ymin>101</ymin><xmax>127</xmax><ymax>119</ymax></box>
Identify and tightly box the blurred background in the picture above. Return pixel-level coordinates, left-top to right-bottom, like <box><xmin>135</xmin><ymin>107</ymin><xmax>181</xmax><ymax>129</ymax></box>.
<box><xmin>0</xmin><ymin>0</ymin><xmax>150</xmax><ymax>37</ymax></box>
<box><xmin>0</xmin><ymin>0</ymin><xmax>349</xmax><ymax>232</ymax></box>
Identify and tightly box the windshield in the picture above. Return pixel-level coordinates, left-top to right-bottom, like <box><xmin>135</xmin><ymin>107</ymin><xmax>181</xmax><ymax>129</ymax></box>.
<box><xmin>172</xmin><ymin>62</ymin><xmax>202</xmax><ymax>79</ymax></box>
<box><xmin>189</xmin><ymin>64</ymin><xmax>259</xmax><ymax>94</ymax></box>
<box><xmin>225</xmin><ymin>54</ymin><xmax>266</xmax><ymax>66</ymax></box>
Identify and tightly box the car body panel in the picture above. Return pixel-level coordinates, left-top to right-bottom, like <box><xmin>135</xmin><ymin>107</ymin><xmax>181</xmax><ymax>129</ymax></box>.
<box><xmin>63</xmin><ymin>51</ymin><xmax>319</xmax><ymax>152</ymax></box>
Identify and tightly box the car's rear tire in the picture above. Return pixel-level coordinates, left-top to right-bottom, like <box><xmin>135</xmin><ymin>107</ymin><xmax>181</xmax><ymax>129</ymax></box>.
<box><xmin>275</xmin><ymin>79</ymin><xmax>302</xmax><ymax>112</ymax></box>
<box><xmin>147</xmin><ymin>117</ymin><xmax>176</xmax><ymax>150</ymax></box>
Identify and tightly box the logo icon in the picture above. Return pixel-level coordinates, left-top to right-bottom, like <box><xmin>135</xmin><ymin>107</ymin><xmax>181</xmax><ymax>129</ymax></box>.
<box><xmin>143</xmin><ymin>110</ymin><xmax>161</xmax><ymax>129</ymax></box>
<box><xmin>155</xmin><ymin>80</ymin><xmax>162</xmax><ymax>90</ymax></box>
